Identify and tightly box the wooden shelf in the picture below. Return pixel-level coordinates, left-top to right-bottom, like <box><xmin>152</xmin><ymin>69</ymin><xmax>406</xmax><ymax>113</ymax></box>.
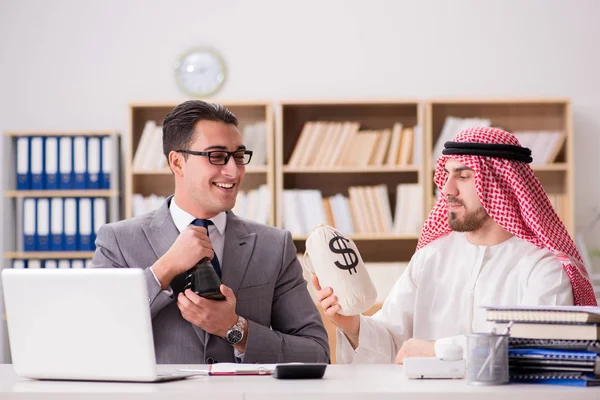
<box><xmin>127</xmin><ymin>102</ymin><xmax>275</xmax><ymax>224</ymax></box>
<box><xmin>4</xmin><ymin>252</ymin><xmax>95</xmax><ymax>259</ymax></box>
<box><xmin>4</xmin><ymin>131</ymin><xmax>119</xmax><ymax>137</ymax></box>
<box><xmin>426</xmin><ymin>99</ymin><xmax>574</xmax><ymax>233</ymax></box>
<box><xmin>283</xmin><ymin>166</ymin><xmax>420</xmax><ymax>173</ymax></box>
<box><xmin>4</xmin><ymin>190</ymin><xmax>119</xmax><ymax>198</ymax></box>
<box><xmin>133</xmin><ymin>166</ymin><xmax>269</xmax><ymax>175</ymax></box>
<box><xmin>531</xmin><ymin>163</ymin><xmax>568</xmax><ymax>171</ymax></box>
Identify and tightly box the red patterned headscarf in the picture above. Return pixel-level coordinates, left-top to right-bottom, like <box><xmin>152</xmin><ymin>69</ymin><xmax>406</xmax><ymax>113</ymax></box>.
<box><xmin>418</xmin><ymin>127</ymin><xmax>597</xmax><ymax>306</ymax></box>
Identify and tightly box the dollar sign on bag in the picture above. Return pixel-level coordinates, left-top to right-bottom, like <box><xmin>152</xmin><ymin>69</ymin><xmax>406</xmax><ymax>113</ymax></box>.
<box><xmin>328</xmin><ymin>232</ymin><xmax>358</xmax><ymax>275</ymax></box>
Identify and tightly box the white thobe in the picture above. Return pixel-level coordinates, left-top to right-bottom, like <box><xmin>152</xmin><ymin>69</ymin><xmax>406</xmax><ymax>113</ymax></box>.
<box><xmin>337</xmin><ymin>231</ymin><xmax>574</xmax><ymax>364</ymax></box>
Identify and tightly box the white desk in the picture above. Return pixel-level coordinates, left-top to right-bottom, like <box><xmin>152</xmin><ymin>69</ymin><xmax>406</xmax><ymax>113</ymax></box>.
<box><xmin>0</xmin><ymin>364</ymin><xmax>598</xmax><ymax>400</ymax></box>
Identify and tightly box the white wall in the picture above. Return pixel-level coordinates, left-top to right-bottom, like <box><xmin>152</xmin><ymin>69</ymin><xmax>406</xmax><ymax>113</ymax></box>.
<box><xmin>1</xmin><ymin>0</ymin><xmax>599</xmax><ymax>358</ymax></box>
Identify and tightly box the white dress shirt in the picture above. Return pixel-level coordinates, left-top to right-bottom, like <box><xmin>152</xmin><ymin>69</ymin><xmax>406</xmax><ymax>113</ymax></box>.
<box><xmin>337</xmin><ymin>231</ymin><xmax>574</xmax><ymax>364</ymax></box>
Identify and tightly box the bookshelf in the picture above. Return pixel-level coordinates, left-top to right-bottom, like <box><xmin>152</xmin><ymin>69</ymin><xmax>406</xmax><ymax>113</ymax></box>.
<box><xmin>127</xmin><ymin>102</ymin><xmax>275</xmax><ymax>224</ymax></box>
<box><xmin>426</xmin><ymin>98</ymin><xmax>574</xmax><ymax>233</ymax></box>
<box><xmin>2</xmin><ymin>131</ymin><xmax>121</xmax><ymax>264</ymax></box>
<box><xmin>277</xmin><ymin>99</ymin><xmax>427</xmax><ymax>263</ymax></box>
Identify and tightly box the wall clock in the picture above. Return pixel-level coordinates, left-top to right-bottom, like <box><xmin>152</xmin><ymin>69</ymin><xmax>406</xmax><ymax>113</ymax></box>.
<box><xmin>174</xmin><ymin>47</ymin><xmax>226</xmax><ymax>97</ymax></box>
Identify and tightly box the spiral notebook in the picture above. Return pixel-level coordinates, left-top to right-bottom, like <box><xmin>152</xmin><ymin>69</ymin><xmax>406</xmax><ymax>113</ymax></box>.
<box><xmin>510</xmin><ymin>373</ymin><xmax>600</xmax><ymax>387</ymax></box>
<box><xmin>509</xmin><ymin>338</ymin><xmax>600</xmax><ymax>353</ymax></box>
<box><xmin>484</xmin><ymin>305</ymin><xmax>600</xmax><ymax>324</ymax></box>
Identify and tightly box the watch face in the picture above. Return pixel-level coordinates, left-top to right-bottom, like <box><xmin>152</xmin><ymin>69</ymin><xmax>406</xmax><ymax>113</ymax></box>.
<box><xmin>174</xmin><ymin>48</ymin><xmax>226</xmax><ymax>97</ymax></box>
<box><xmin>226</xmin><ymin>327</ymin><xmax>243</xmax><ymax>344</ymax></box>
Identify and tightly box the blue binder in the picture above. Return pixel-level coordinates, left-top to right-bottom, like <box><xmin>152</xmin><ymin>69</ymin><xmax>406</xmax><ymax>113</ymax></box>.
<box><xmin>45</xmin><ymin>137</ymin><xmax>59</xmax><ymax>190</ymax></box>
<box><xmin>59</xmin><ymin>137</ymin><xmax>73</xmax><ymax>190</ymax></box>
<box><xmin>78</xmin><ymin>198</ymin><xmax>93</xmax><ymax>251</ymax></box>
<box><xmin>101</xmin><ymin>136</ymin><xmax>112</xmax><ymax>189</ymax></box>
<box><xmin>73</xmin><ymin>137</ymin><xmax>88</xmax><ymax>190</ymax></box>
<box><xmin>30</xmin><ymin>137</ymin><xmax>44</xmax><ymax>190</ymax></box>
<box><xmin>16</xmin><ymin>137</ymin><xmax>31</xmax><ymax>190</ymax></box>
<box><xmin>36</xmin><ymin>198</ymin><xmax>50</xmax><ymax>251</ymax></box>
<box><xmin>50</xmin><ymin>198</ymin><xmax>64</xmax><ymax>251</ymax></box>
<box><xmin>23</xmin><ymin>198</ymin><xmax>36</xmax><ymax>252</ymax></box>
<box><xmin>63</xmin><ymin>198</ymin><xmax>78</xmax><ymax>251</ymax></box>
<box><xmin>87</xmin><ymin>137</ymin><xmax>100</xmax><ymax>189</ymax></box>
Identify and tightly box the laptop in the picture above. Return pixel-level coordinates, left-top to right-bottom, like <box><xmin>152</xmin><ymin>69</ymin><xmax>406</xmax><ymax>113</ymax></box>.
<box><xmin>2</xmin><ymin>268</ymin><xmax>200</xmax><ymax>382</ymax></box>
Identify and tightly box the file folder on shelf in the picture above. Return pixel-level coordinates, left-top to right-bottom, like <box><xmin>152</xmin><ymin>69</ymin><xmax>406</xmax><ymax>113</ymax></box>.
<box><xmin>64</xmin><ymin>198</ymin><xmax>77</xmax><ymax>251</ymax></box>
<box><xmin>23</xmin><ymin>198</ymin><xmax>36</xmax><ymax>252</ymax></box>
<box><xmin>73</xmin><ymin>137</ymin><xmax>87</xmax><ymax>190</ymax></box>
<box><xmin>36</xmin><ymin>198</ymin><xmax>50</xmax><ymax>251</ymax></box>
<box><xmin>50</xmin><ymin>198</ymin><xmax>64</xmax><ymax>251</ymax></box>
<box><xmin>87</xmin><ymin>137</ymin><xmax>101</xmax><ymax>189</ymax></box>
<box><xmin>59</xmin><ymin>137</ymin><xmax>73</xmax><ymax>189</ymax></box>
<box><xmin>30</xmin><ymin>137</ymin><xmax>44</xmax><ymax>190</ymax></box>
<box><xmin>45</xmin><ymin>137</ymin><xmax>59</xmax><ymax>190</ymax></box>
<box><xmin>78</xmin><ymin>198</ymin><xmax>93</xmax><ymax>251</ymax></box>
<box><xmin>16</xmin><ymin>137</ymin><xmax>30</xmax><ymax>190</ymax></box>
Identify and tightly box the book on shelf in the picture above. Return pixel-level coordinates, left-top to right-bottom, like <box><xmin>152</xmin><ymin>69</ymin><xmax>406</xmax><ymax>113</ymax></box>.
<box><xmin>286</xmin><ymin>121</ymin><xmax>420</xmax><ymax>168</ymax></box>
<box><xmin>484</xmin><ymin>305</ymin><xmax>600</xmax><ymax>324</ymax></box>
<box><xmin>282</xmin><ymin>184</ymin><xmax>422</xmax><ymax>236</ymax></box>
<box><xmin>512</xmin><ymin>131</ymin><xmax>566</xmax><ymax>164</ymax></box>
<box><xmin>431</xmin><ymin>116</ymin><xmax>491</xmax><ymax>166</ymax></box>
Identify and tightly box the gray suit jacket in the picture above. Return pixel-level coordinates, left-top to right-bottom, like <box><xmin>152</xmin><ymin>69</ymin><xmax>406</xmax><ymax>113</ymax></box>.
<box><xmin>91</xmin><ymin>197</ymin><xmax>329</xmax><ymax>364</ymax></box>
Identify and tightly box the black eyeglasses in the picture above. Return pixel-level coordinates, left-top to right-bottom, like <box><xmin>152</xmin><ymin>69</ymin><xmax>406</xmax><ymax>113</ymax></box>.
<box><xmin>175</xmin><ymin>149</ymin><xmax>253</xmax><ymax>165</ymax></box>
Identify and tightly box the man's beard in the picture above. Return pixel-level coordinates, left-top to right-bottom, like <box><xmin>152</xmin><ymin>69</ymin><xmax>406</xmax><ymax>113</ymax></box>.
<box><xmin>448</xmin><ymin>204</ymin><xmax>490</xmax><ymax>232</ymax></box>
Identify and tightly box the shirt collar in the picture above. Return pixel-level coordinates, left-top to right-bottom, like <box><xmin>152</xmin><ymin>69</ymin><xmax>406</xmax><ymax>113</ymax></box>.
<box><xmin>169</xmin><ymin>198</ymin><xmax>227</xmax><ymax>235</ymax></box>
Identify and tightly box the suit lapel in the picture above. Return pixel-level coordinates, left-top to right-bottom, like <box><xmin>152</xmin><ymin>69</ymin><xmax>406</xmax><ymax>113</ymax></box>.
<box><xmin>141</xmin><ymin>196</ymin><xmax>179</xmax><ymax>261</ymax></box>
<box><xmin>221</xmin><ymin>212</ymin><xmax>256</xmax><ymax>295</ymax></box>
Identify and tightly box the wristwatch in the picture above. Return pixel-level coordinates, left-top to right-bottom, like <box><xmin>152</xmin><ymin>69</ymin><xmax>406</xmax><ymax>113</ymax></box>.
<box><xmin>225</xmin><ymin>315</ymin><xmax>246</xmax><ymax>345</ymax></box>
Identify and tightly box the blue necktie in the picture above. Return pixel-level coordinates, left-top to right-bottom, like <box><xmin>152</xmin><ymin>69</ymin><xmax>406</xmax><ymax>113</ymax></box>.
<box><xmin>191</xmin><ymin>219</ymin><xmax>222</xmax><ymax>278</ymax></box>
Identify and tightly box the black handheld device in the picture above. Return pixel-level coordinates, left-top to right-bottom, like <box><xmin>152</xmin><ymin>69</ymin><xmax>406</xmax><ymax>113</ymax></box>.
<box><xmin>185</xmin><ymin>257</ymin><xmax>226</xmax><ymax>300</ymax></box>
<box><xmin>272</xmin><ymin>364</ymin><xmax>327</xmax><ymax>379</ymax></box>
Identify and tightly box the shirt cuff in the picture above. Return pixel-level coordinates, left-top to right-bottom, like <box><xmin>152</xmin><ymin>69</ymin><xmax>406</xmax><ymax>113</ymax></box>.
<box><xmin>150</xmin><ymin>266</ymin><xmax>174</xmax><ymax>296</ymax></box>
<box><xmin>234</xmin><ymin>348</ymin><xmax>245</xmax><ymax>361</ymax></box>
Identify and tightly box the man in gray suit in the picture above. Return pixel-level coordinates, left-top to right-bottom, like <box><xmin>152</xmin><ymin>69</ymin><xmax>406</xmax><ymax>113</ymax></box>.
<box><xmin>91</xmin><ymin>100</ymin><xmax>329</xmax><ymax>364</ymax></box>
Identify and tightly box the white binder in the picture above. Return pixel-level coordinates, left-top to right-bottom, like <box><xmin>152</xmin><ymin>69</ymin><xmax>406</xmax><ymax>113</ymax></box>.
<box><xmin>36</xmin><ymin>198</ymin><xmax>50</xmax><ymax>251</ymax></box>
<box><xmin>23</xmin><ymin>198</ymin><xmax>36</xmax><ymax>252</ymax></box>
<box><xmin>16</xmin><ymin>137</ymin><xmax>30</xmax><ymax>190</ymax></box>
<box><xmin>50</xmin><ymin>198</ymin><xmax>64</xmax><ymax>251</ymax></box>
<box><xmin>78</xmin><ymin>198</ymin><xmax>93</xmax><ymax>251</ymax></box>
<box><xmin>63</xmin><ymin>198</ymin><xmax>77</xmax><ymax>251</ymax></box>
<box><xmin>87</xmin><ymin>137</ymin><xmax>101</xmax><ymax>189</ymax></box>
<box><xmin>30</xmin><ymin>137</ymin><xmax>44</xmax><ymax>190</ymax></box>
<box><xmin>59</xmin><ymin>137</ymin><xmax>73</xmax><ymax>189</ymax></box>
<box><xmin>73</xmin><ymin>137</ymin><xmax>87</xmax><ymax>189</ymax></box>
<box><xmin>45</xmin><ymin>137</ymin><xmax>59</xmax><ymax>189</ymax></box>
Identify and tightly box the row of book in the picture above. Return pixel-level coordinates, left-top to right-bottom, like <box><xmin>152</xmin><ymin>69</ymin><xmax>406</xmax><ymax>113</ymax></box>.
<box><xmin>12</xmin><ymin>259</ymin><xmax>92</xmax><ymax>269</ymax></box>
<box><xmin>230</xmin><ymin>185</ymin><xmax>271</xmax><ymax>225</ymax></box>
<box><xmin>283</xmin><ymin>184</ymin><xmax>423</xmax><ymax>236</ymax></box>
<box><xmin>16</xmin><ymin>136</ymin><xmax>114</xmax><ymax>190</ymax></box>
<box><xmin>486</xmin><ymin>305</ymin><xmax>600</xmax><ymax>386</ymax></box>
<box><xmin>132</xmin><ymin>186</ymin><xmax>272</xmax><ymax>225</ymax></box>
<box><xmin>287</xmin><ymin>121</ymin><xmax>421</xmax><ymax>167</ymax></box>
<box><xmin>21</xmin><ymin>198</ymin><xmax>107</xmax><ymax>252</ymax></box>
<box><xmin>432</xmin><ymin>116</ymin><xmax>566</xmax><ymax>165</ymax></box>
<box><xmin>132</xmin><ymin>121</ymin><xmax>268</xmax><ymax>171</ymax></box>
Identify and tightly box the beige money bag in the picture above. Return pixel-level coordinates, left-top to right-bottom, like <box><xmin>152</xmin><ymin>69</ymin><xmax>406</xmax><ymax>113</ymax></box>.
<box><xmin>303</xmin><ymin>225</ymin><xmax>377</xmax><ymax>316</ymax></box>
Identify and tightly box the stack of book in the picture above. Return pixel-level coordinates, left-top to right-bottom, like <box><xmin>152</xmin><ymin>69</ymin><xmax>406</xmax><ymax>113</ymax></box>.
<box><xmin>485</xmin><ymin>305</ymin><xmax>600</xmax><ymax>387</ymax></box>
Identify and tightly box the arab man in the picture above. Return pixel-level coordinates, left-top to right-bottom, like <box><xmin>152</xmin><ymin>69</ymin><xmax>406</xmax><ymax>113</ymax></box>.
<box><xmin>313</xmin><ymin>126</ymin><xmax>597</xmax><ymax>364</ymax></box>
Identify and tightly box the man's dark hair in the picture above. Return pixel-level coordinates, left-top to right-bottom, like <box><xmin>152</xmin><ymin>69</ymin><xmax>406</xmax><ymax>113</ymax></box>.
<box><xmin>162</xmin><ymin>100</ymin><xmax>238</xmax><ymax>163</ymax></box>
